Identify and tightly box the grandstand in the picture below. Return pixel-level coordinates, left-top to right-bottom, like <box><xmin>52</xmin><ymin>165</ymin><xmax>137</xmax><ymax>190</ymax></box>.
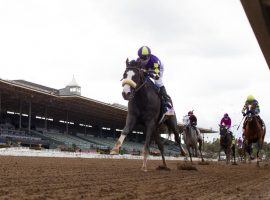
<box><xmin>0</xmin><ymin>77</ymin><xmax>214</xmax><ymax>155</ymax></box>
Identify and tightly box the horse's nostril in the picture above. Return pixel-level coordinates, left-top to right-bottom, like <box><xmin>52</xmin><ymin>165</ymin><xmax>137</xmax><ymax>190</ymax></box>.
<box><xmin>122</xmin><ymin>92</ymin><xmax>130</xmax><ymax>100</ymax></box>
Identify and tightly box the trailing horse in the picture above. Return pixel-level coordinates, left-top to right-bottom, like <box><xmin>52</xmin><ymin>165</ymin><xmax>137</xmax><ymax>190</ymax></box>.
<box><xmin>243</xmin><ymin>110</ymin><xmax>266</xmax><ymax>166</ymax></box>
<box><xmin>218</xmin><ymin>124</ymin><xmax>232</xmax><ymax>164</ymax></box>
<box><xmin>110</xmin><ymin>59</ymin><xmax>185</xmax><ymax>171</ymax></box>
<box><xmin>182</xmin><ymin>125</ymin><xmax>204</xmax><ymax>162</ymax></box>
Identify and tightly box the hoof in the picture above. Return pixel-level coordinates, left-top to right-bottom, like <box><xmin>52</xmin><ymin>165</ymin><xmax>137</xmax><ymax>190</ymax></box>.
<box><xmin>110</xmin><ymin>148</ymin><xmax>119</xmax><ymax>155</ymax></box>
<box><xmin>232</xmin><ymin>162</ymin><xmax>238</xmax><ymax>165</ymax></box>
<box><xmin>141</xmin><ymin>167</ymin><xmax>148</xmax><ymax>172</ymax></box>
<box><xmin>156</xmin><ymin>166</ymin><xmax>170</xmax><ymax>171</ymax></box>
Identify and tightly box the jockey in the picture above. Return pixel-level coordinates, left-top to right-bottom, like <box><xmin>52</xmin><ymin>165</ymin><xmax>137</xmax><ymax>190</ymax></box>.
<box><xmin>188</xmin><ymin>111</ymin><xmax>197</xmax><ymax>127</ymax></box>
<box><xmin>137</xmin><ymin>46</ymin><xmax>174</xmax><ymax>115</ymax></box>
<box><xmin>220</xmin><ymin>113</ymin><xmax>231</xmax><ymax>133</ymax></box>
<box><xmin>187</xmin><ymin>111</ymin><xmax>202</xmax><ymax>140</ymax></box>
<box><xmin>242</xmin><ymin>95</ymin><xmax>264</xmax><ymax>129</ymax></box>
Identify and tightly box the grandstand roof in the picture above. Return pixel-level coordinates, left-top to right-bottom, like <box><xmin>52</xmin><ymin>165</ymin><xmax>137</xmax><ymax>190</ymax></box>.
<box><xmin>0</xmin><ymin>78</ymin><xmax>215</xmax><ymax>133</ymax></box>
<box><xmin>241</xmin><ymin>0</ymin><xmax>270</xmax><ymax>70</ymax></box>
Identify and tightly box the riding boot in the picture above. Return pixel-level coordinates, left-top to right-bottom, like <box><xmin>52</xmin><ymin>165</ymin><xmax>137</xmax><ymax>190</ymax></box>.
<box><xmin>159</xmin><ymin>86</ymin><xmax>174</xmax><ymax>115</ymax></box>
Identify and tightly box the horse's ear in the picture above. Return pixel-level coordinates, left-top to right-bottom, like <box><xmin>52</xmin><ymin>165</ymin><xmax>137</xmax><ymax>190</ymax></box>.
<box><xmin>126</xmin><ymin>58</ymin><xmax>129</xmax><ymax>67</ymax></box>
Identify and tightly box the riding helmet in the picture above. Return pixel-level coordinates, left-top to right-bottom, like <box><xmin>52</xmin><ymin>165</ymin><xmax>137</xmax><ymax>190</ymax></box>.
<box><xmin>247</xmin><ymin>95</ymin><xmax>255</xmax><ymax>101</ymax></box>
<box><xmin>138</xmin><ymin>46</ymin><xmax>151</xmax><ymax>60</ymax></box>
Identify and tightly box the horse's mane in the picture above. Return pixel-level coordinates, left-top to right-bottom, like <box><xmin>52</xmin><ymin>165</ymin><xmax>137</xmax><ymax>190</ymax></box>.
<box><xmin>129</xmin><ymin>59</ymin><xmax>140</xmax><ymax>68</ymax></box>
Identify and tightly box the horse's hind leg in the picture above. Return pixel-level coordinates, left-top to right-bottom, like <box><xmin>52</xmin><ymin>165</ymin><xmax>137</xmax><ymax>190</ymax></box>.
<box><xmin>256</xmin><ymin>140</ymin><xmax>263</xmax><ymax>167</ymax></box>
<box><xmin>166</xmin><ymin>116</ymin><xmax>186</xmax><ymax>156</ymax></box>
<box><xmin>198</xmin><ymin>139</ymin><xmax>204</xmax><ymax>162</ymax></box>
<box><xmin>141</xmin><ymin>120</ymin><xmax>155</xmax><ymax>172</ymax></box>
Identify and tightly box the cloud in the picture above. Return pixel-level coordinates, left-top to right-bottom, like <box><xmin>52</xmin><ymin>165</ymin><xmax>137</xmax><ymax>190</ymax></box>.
<box><xmin>0</xmin><ymin>0</ymin><xmax>269</xmax><ymax>142</ymax></box>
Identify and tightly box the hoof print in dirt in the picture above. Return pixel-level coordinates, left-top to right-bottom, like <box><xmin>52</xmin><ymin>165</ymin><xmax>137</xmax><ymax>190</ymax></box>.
<box><xmin>177</xmin><ymin>163</ymin><xmax>198</xmax><ymax>171</ymax></box>
<box><xmin>156</xmin><ymin>166</ymin><xmax>170</xmax><ymax>171</ymax></box>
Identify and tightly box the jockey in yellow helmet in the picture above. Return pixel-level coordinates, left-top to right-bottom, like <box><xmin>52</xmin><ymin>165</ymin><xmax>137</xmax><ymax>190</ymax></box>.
<box><xmin>242</xmin><ymin>95</ymin><xmax>264</xmax><ymax>130</ymax></box>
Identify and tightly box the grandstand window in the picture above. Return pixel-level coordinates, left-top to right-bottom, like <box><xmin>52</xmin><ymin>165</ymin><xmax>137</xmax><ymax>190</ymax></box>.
<box><xmin>59</xmin><ymin>120</ymin><xmax>74</xmax><ymax>124</ymax></box>
<box><xmin>70</xmin><ymin>87</ymin><xmax>79</xmax><ymax>93</ymax></box>
<box><xmin>7</xmin><ymin>111</ymin><xmax>15</xmax><ymax>115</ymax></box>
<box><xmin>80</xmin><ymin>123</ymin><xmax>92</xmax><ymax>127</ymax></box>
<box><xmin>36</xmin><ymin>116</ymin><xmax>46</xmax><ymax>120</ymax></box>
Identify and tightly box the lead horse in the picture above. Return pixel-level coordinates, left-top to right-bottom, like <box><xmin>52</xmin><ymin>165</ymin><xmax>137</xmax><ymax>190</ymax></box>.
<box><xmin>110</xmin><ymin>59</ymin><xmax>185</xmax><ymax>171</ymax></box>
<box><xmin>243</xmin><ymin>110</ymin><xmax>266</xmax><ymax>166</ymax></box>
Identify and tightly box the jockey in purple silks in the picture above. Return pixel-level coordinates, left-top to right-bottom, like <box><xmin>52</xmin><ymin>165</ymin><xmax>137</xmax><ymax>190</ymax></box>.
<box><xmin>137</xmin><ymin>46</ymin><xmax>174</xmax><ymax>115</ymax></box>
<box><xmin>220</xmin><ymin>113</ymin><xmax>231</xmax><ymax>130</ymax></box>
<box><xmin>220</xmin><ymin>113</ymin><xmax>233</xmax><ymax>137</ymax></box>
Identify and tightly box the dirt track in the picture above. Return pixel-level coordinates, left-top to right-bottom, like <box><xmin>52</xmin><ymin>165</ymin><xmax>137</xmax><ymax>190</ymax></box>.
<box><xmin>0</xmin><ymin>156</ymin><xmax>269</xmax><ymax>200</ymax></box>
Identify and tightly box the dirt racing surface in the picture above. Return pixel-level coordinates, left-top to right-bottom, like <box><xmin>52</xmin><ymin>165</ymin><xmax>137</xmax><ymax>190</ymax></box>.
<box><xmin>0</xmin><ymin>156</ymin><xmax>269</xmax><ymax>200</ymax></box>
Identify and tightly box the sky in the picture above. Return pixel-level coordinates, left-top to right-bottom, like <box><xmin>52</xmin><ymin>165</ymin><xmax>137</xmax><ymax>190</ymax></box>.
<box><xmin>0</xmin><ymin>0</ymin><xmax>269</xmax><ymax>142</ymax></box>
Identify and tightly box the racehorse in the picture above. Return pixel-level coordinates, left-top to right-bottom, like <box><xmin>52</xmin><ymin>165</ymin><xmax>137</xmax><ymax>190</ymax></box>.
<box><xmin>243</xmin><ymin>109</ymin><xmax>266</xmax><ymax>166</ymax></box>
<box><xmin>110</xmin><ymin>59</ymin><xmax>185</xmax><ymax>171</ymax></box>
<box><xmin>218</xmin><ymin>124</ymin><xmax>232</xmax><ymax>164</ymax></box>
<box><xmin>182</xmin><ymin>125</ymin><xmax>204</xmax><ymax>163</ymax></box>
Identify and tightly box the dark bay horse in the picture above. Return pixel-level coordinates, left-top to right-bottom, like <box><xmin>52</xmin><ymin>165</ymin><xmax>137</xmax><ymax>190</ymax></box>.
<box><xmin>110</xmin><ymin>59</ymin><xmax>185</xmax><ymax>171</ymax></box>
<box><xmin>218</xmin><ymin>124</ymin><xmax>232</xmax><ymax>164</ymax></box>
<box><xmin>182</xmin><ymin>125</ymin><xmax>204</xmax><ymax>162</ymax></box>
<box><xmin>243</xmin><ymin>111</ymin><xmax>266</xmax><ymax>166</ymax></box>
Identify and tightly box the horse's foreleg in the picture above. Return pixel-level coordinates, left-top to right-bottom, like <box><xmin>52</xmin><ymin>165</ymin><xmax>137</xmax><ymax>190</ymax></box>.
<box><xmin>110</xmin><ymin>134</ymin><xmax>126</xmax><ymax>154</ymax></box>
<box><xmin>186</xmin><ymin>146</ymin><xmax>192</xmax><ymax>163</ymax></box>
<box><xmin>218</xmin><ymin>147</ymin><xmax>222</xmax><ymax>161</ymax></box>
<box><xmin>232</xmin><ymin>145</ymin><xmax>236</xmax><ymax>164</ymax></box>
<box><xmin>194</xmin><ymin>144</ymin><xmax>198</xmax><ymax>157</ymax></box>
<box><xmin>226</xmin><ymin>148</ymin><xmax>231</xmax><ymax>165</ymax></box>
<box><xmin>110</xmin><ymin>115</ymin><xmax>136</xmax><ymax>155</ymax></box>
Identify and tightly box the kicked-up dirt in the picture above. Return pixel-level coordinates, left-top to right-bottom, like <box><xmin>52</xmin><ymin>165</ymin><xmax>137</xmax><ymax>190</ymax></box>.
<box><xmin>0</xmin><ymin>156</ymin><xmax>269</xmax><ymax>200</ymax></box>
